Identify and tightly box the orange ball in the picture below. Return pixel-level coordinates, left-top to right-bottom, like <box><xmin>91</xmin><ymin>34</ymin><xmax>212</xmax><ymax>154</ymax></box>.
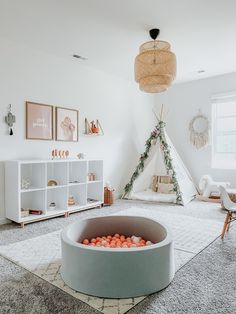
<box><xmin>82</xmin><ymin>239</ymin><xmax>89</xmax><ymax>245</ymax></box>
<box><xmin>120</xmin><ymin>235</ymin><xmax>126</xmax><ymax>242</ymax></box>
<box><xmin>86</xmin><ymin>234</ymin><xmax>151</xmax><ymax>249</ymax></box>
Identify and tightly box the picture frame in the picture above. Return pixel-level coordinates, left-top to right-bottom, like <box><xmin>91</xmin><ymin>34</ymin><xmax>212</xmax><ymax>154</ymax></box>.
<box><xmin>55</xmin><ymin>107</ymin><xmax>78</xmax><ymax>142</ymax></box>
<box><xmin>26</xmin><ymin>101</ymin><xmax>53</xmax><ymax>140</ymax></box>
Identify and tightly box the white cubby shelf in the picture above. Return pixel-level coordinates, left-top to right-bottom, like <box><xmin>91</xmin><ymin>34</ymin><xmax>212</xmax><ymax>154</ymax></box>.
<box><xmin>5</xmin><ymin>159</ymin><xmax>104</xmax><ymax>227</ymax></box>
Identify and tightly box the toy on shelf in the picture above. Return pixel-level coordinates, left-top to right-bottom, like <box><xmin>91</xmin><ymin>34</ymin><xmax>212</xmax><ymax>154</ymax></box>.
<box><xmin>69</xmin><ymin>180</ymin><xmax>80</xmax><ymax>184</ymax></box>
<box><xmin>49</xmin><ymin>202</ymin><xmax>56</xmax><ymax>210</ymax></box>
<box><xmin>87</xmin><ymin>198</ymin><xmax>98</xmax><ymax>204</ymax></box>
<box><xmin>52</xmin><ymin>149</ymin><xmax>69</xmax><ymax>159</ymax></box>
<box><xmin>48</xmin><ymin>179</ymin><xmax>58</xmax><ymax>186</ymax></box>
<box><xmin>21</xmin><ymin>179</ymin><xmax>31</xmax><ymax>190</ymax></box>
<box><xmin>87</xmin><ymin>173</ymin><xmax>96</xmax><ymax>181</ymax></box>
<box><xmin>22</xmin><ymin>208</ymin><xmax>43</xmax><ymax>215</ymax></box>
<box><xmin>84</xmin><ymin>118</ymin><xmax>104</xmax><ymax>136</ymax></box>
<box><xmin>21</xmin><ymin>208</ymin><xmax>30</xmax><ymax>217</ymax></box>
<box><xmin>68</xmin><ymin>195</ymin><xmax>76</xmax><ymax>206</ymax></box>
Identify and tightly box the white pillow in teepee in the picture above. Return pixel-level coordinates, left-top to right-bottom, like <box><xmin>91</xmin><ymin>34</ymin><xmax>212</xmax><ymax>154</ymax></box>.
<box><xmin>157</xmin><ymin>183</ymin><xmax>175</xmax><ymax>194</ymax></box>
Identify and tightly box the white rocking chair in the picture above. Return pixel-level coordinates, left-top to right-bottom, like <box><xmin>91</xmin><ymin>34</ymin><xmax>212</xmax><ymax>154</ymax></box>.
<box><xmin>219</xmin><ymin>186</ymin><xmax>236</xmax><ymax>239</ymax></box>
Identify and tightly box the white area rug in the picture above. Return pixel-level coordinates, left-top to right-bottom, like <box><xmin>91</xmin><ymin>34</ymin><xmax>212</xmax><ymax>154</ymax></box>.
<box><xmin>0</xmin><ymin>207</ymin><xmax>222</xmax><ymax>314</ymax></box>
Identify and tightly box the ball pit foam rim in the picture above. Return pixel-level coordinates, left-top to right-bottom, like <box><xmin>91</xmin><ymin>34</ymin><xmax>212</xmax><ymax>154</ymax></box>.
<box><xmin>61</xmin><ymin>215</ymin><xmax>172</xmax><ymax>252</ymax></box>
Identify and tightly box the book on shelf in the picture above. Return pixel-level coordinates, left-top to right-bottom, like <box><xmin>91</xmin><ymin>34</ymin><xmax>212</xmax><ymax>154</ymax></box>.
<box><xmin>29</xmin><ymin>209</ymin><xmax>43</xmax><ymax>215</ymax></box>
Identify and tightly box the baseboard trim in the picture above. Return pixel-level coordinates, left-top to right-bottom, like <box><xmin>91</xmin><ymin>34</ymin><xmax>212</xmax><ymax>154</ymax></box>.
<box><xmin>0</xmin><ymin>218</ymin><xmax>11</xmax><ymax>225</ymax></box>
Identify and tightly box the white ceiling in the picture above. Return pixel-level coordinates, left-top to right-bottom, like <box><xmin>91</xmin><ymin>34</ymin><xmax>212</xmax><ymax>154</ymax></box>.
<box><xmin>0</xmin><ymin>0</ymin><xmax>236</xmax><ymax>83</ymax></box>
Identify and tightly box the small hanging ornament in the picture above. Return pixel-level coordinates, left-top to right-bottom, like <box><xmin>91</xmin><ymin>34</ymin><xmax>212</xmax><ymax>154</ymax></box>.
<box><xmin>5</xmin><ymin>104</ymin><xmax>16</xmax><ymax>135</ymax></box>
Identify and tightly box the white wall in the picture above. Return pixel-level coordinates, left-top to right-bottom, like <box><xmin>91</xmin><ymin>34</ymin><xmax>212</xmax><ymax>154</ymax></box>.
<box><xmin>0</xmin><ymin>39</ymin><xmax>156</xmax><ymax>222</ymax></box>
<box><xmin>155</xmin><ymin>72</ymin><xmax>236</xmax><ymax>187</ymax></box>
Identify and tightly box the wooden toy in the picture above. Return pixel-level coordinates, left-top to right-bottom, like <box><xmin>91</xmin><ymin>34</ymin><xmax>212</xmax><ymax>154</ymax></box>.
<box><xmin>52</xmin><ymin>149</ymin><xmax>69</xmax><ymax>159</ymax></box>
<box><xmin>47</xmin><ymin>179</ymin><xmax>58</xmax><ymax>186</ymax></box>
<box><xmin>68</xmin><ymin>195</ymin><xmax>76</xmax><ymax>206</ymax></box>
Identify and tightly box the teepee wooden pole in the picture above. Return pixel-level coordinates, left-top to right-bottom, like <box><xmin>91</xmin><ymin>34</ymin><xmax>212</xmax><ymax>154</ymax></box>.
<box><xmin>163</xmin><ymin>107</ymin><xmax>170</xmax><ymax>121</ymax></box>
<box><xmin>160</xmin><ymin>104</ymin><xmax>164</xmax><ymax>121</ymax></box>
<box><xmin>152</xmin><ymin>108</ymin><xmax>160</xmax><ymax>122</ymax></box>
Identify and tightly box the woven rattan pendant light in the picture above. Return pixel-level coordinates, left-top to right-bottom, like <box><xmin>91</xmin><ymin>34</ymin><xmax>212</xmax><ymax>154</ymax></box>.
<box><xmin>135</xmin><ymin>29</ymin><xmax>176</xmax><ymax>93</ymax></box>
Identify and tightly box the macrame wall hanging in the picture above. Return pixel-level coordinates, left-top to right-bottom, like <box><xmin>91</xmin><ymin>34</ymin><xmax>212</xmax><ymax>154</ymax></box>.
<box><xmin>189</xmin><ymin>111</ymin><xmax>210</xmax><ymax>149</ymax></box>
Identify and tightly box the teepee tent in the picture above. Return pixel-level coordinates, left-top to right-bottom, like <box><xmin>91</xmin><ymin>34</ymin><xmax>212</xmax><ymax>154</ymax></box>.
<box><xmin>123</xmin><ymin>118</ymin><xmax>197</xmax><ymax>205</ymax></box>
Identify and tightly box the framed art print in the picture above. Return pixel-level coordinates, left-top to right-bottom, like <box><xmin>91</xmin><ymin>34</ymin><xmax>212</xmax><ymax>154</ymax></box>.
<box><xmin>26</xmin><ymin>102</ymin><xmax>53</xmax><ymax>140</ymax></box>
<box><xmin>56</xmin><ymin>107</ymin><xmax>78</xmax><ymax>142</ymax></box>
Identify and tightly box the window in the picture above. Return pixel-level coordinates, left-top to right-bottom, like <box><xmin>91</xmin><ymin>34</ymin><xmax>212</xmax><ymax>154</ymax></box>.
<box><xmin>212</xmin><ymin>93</ymin><xmax>236</xmax><ymax>169</ymax></box>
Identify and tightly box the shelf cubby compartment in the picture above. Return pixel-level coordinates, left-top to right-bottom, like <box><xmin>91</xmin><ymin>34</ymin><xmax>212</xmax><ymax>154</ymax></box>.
<box><xmin>21</xmin><ymin>163</ymin><xmax>46</xmax><ymax>190</ymax></box>
<box><xmin>68</xmin><ymin>184</ymin><xmax>87</xmax><ymax>210</ymax></box>
<box><xmin>21</xmin><ymin>190</ymin><xmax>46</xmax><ymax>215</ymax></box>
<box><xmin>87</xmin><ymin>181</ymin><xmax>103</xmax><ymax>204</ymax></box>
<box><xmin>47</xmin><ymin>162</ymin><xmax>68</xmax><ymax>187</ymax></box>
<box><xmin>68</xmin><ymin>160</ymin><xmax>87</xmax><ymax>185</ymax></box>
<box><xmin>47</xmin><ymin>186</ymin><xmax>68</xmax><ymax>213</ymax></box>
<box><xmin>88</xmin><ymin>160</ymin><xmax>103</xmax><ymax>182</ymax></box>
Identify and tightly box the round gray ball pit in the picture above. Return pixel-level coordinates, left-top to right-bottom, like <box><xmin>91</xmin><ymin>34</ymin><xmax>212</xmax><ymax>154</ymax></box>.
<box><xmin>61</xmin><ymin>215</ymin><xmax>175</xmax><ymax>298</ymax></box>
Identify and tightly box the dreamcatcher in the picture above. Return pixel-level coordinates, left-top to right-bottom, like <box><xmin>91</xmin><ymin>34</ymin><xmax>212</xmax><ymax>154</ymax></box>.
<box><xmin>189</xmin><ymin>112</ymin><xmax>210</xmax><ymax>149</ymax></box>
